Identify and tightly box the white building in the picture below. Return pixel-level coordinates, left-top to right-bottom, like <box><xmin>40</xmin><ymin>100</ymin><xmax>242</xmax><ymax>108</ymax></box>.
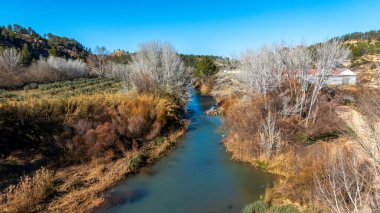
<box><xmin>325</xmin><ymin>69</ymin><xmax>357</xmax><ymax>85</ymax></box>
<box><xmin>307</xmin><ymin>68</ymin><xmax>357</xmax><ymax>85</ymax></box>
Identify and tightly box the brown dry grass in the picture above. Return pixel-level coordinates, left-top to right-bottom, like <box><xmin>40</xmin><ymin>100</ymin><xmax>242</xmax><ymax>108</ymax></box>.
<box><xmin>221</xmin><ymin>88</ymin><xmax>352</xmax><ymax>211</ymax></box>
<box><xmin>0</xmin><ymin>79</ymin><xmax>187</xmax><ymax>212</ymax></box>
<box><xmin>218</xmin><ymin>97</ymin><xmax>240</xmax><ymax>114</ymax></box>
<box><xmin>193</xmin><ymin>78</ymin><xmax>215</xmax><ymax>95</ymax></box>
<box><xmin>0</xmin><ymin>90</ymin><xmax>181</xmax><ymax>159</ymax></box>
<box><xmin>0</xmin><ymin>168</ymin><xmax>54</xmax><ymax>213</ymax></box>
<box><xmin>224</xmin><ymin>131</ymin><xmax>353</xmax><ymax>210</ymax></box>
<box><xmin>262</xmin><ymin>141</ymin><xmax>367</xmax><ymax>211</ymax></box>
<box><xmin>45</xmin><ymin>127</ymin><xmax>186</xmax><ymax>213</ymax></box>
<box><xmin>0</xmin><ymin>126</ymin><xmax>186</xmax><ymax>213</ymax></box>
<box><xmin>199</xmin><ymin>84</ymin><xmax>209</xmax><ymax>95</ymax></box>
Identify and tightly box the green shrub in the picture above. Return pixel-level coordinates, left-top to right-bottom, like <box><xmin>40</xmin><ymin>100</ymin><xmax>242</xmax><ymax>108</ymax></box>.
<box><xmin>254</xmin><ymin>160</ymin><xmax>269</xmax><ymax>171</ymax></box>
<box><xmin>127</xmin><ymin>152</ymin><xmax>146</xmax><ymax>172</ymax></box>
<box><xmin>271</xmin><ymin>205</ymin><xmax>301</xmax><ymax>213</ymax></box>
<box><xmin>153</xmin><ymin>136</ymin><xmax>166</xmax><ymax>145</ymax></box>
<box><xmin>242</xmin><ymin>200</ymin><xmax>302</xmax><ymax>213</ymax></box>
<box><xmin>242</xmin><ymin>200</ymin><xmax>268</xmax><ymax>213</ymax></box>
<box><xmin>304</xmin><ymin>131</ymin><xmax>340</xmax><ymax>144</ymax></box>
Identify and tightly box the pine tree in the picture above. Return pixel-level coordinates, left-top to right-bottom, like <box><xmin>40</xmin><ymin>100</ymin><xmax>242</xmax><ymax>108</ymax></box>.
<box><xmin>49</xmin><ymin>45</ymin><xmax>58</xmax><ymax>56</ymax></box>
<box><xmin>194</xmin><ymin>57</ymin><xmax>219</xmax><ymax>79</ymax></box>
<box><xmin>20</xmin><ymin>43</ymin><xmax>32</xmax><ymax>66</ymax></box>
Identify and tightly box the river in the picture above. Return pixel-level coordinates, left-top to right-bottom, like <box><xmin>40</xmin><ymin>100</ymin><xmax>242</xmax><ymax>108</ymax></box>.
<box><xmin>101</xmin><ymin>92</ymin><xmax>276</xmax><ymax>213</ymax></box>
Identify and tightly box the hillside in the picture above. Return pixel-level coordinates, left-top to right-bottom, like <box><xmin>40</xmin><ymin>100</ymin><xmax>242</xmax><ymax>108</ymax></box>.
<box><xmin>336</xmin><ymin>30</ymin><xmax>380</xmax><ymax>86</ymax></box>
<box><xmin>0</xmin><ymin>24</ymin><xmax>90</xmax><ymax>62</ymax></box>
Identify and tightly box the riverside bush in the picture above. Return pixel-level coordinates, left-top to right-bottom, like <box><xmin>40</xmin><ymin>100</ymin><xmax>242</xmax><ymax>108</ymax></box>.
<box><xmin>0</xmin><ymin>87</ymin><xmax>181</xmax><ymax>162</ymax></box>
<box><xmin>64</xmin><ymin>93</ymin><xmax>180</xmax><ymax>162</ymax></box>
<box><xmin>242</xmin><ymin>200</ymin><xmax>301</xmax><ymax>213</ymax></box>
<box><xmin>127</xmin><ymin>152</ymin><xmax>146</xmax><ymax>172</ymax></box>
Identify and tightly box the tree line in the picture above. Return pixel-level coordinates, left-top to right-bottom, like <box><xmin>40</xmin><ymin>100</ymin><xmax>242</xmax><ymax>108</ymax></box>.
<box><xmin>333</xmin><ymin>30</ymin><xmax>380</xmax><ymax>60</ymax></box>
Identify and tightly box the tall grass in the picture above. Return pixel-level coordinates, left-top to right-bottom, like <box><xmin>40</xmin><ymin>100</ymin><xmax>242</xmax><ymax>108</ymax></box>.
<box><xmin>63</xmin><ymin>93</ymin><xmax>180</xmax><ymax>162</ymax></box>
<box><xmin>0</xmin><ymin>87</ymin><xmax>182</xmax><ymax>162</ymax></box>
<box><xmin>0</xmin><ymin>168</ymin><xmax>54</xmax><ymax>213</ymax></box>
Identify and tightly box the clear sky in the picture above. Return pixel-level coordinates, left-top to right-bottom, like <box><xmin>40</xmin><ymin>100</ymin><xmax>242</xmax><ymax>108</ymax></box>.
<box><xmin>1</xmin><ymin>0</ymin><xmax>380</xmax><ymax>56</ymax></box>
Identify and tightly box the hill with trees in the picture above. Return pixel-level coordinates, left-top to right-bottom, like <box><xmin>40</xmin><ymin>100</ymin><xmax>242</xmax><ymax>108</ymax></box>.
<box><xmin>0</xmin><ymin>24</ymin><xmax>90</xmax><ymax>64</ymax></box>
<box><xmin>327</xmin><ymin>30</ymin><xmax>380</xmax><ymax>86</ymax></box>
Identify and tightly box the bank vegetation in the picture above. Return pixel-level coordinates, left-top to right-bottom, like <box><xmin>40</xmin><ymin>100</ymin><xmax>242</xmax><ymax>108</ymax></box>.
<box><xmin>0</xmin><ymin>41</ymin><xmax>191</xmax><ymax>212</ymax></box>
<box><xmin>213</xmin><ymin>39</ymin><xmax>380</xmax><ymax>212</ymax></box>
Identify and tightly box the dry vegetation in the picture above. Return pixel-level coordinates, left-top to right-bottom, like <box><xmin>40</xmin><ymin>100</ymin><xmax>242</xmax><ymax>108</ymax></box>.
<box><xmin>0</xmin><ymin>77</ymin><xmax>188</xmax><ymax>212</ymax></box>
<box><xmin>214</xmin><ymin>40</ymin><xmax>380</xmax><ymax>212</ymax></box>
<box><xmin>0</xmin><ymin>168</ymin><xmax>54</xmax><ymax>213</ymax></box>
<box><xmin>0</xmin><ymin>49</ymin><xmax>89</xmax><ymax>89</ymax></box>
<box><xmin>0</xmin><ymin>41</ymin><xmax>191</xmax><ymax>212</ymax></box>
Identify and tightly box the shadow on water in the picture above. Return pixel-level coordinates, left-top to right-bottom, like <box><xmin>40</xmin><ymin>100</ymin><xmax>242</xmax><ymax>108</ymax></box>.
<box><xmin>94</xmin><ymin>188</ymin><xmax>149</xmax><ymax>213</ymax></box>
<box><xmin>99</xmin><ymin>91</ymin><xmax>277</xmax><ymax>213</ymax></box>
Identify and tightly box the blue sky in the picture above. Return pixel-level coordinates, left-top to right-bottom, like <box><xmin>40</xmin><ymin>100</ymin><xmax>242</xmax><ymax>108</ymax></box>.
<box><xmin>1</xmin><ymin>0</ymin><xmax>380</xmax><ymax>56</ymax></box>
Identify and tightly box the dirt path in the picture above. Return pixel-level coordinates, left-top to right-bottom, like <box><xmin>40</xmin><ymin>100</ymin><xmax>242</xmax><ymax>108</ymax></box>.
<box><xmin>336</xmin><ymin>106</ymin><xmax>368</xmax><ymax>141</ymax></box>
<box><xmin>335</xmin><ymin>105</ymin><xmax>379</xmax><ymax>157</ymax></box>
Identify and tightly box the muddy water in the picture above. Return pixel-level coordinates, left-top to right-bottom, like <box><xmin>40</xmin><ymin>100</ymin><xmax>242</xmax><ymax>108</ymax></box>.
<box><xmin>102</xmin><ymin>92</ymin><xmax>276</xmax><ymax>213</ymax></box>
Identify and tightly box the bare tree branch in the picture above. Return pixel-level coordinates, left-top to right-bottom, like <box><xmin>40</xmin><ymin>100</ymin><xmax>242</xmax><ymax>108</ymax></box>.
<box><xmin>128</xmin><ymin>41</ymin><xmax>191</xmax><ymax>103</ymax></box>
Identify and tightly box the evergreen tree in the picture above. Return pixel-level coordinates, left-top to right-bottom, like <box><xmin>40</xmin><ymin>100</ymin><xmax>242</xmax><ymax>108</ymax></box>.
<box><xmin>49</xmin><ymin>45</ymin><xmax>58</xmax><ymax>56</ymax></box>
<box><xmin>194</xmin><ymin>57</ymin><xmax>219</xmax><ymax>79</ymax></box>
<box><xmin>0</xmin><ymin>26</ymin><xmax>6</xmax><ymax>38</ymax></box>
<box><xmin>13</xmin><ymin>24</ymin><xmax>20</xmax><ymax>33</ymax></box>
<box><xmin>20</xmin><ymin>43</ymin><xmax>32</xmax><ymax>66</ymax></box>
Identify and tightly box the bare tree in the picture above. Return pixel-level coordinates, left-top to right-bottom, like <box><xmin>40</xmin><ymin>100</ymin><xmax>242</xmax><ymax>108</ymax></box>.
<box><xmin>104</xmin><ymin>62</ymin><xmax>130</xmax><ymax>91</ymax></box>
<box><xmin>357</xmin><ymin>95</ymin><xmax>380</xmax><ymax>169</ymax></box>
<box><xmin>305</xmin><ymin>39</ymin><xmax>350</xmax><ymax>125</ymax></box>
<box><xmin>105</xmin><ymin>62</ymin><xmax>129</xmax><ymax>79</ymax></box>
<box><xmin>237</xmin><ymin>40</ymin><xmax>349</xmax><ymax>125</ymax></box>
<box><xmin>258</xmin><ymin>112</ymin><xmax>284</xmax><ymax>158</ymax></box>
<box><xmin>0</xmin><ymin>48</ymin><xmax>21</xmax><ymax>72</ymax></box>
<box><xmin>315</xmin><ymin>148</ymin><xmax>375</xmax><ymax>213</ymax></box>
<box><xmin>91</xmin><ymin>46</ymin><xmax>110</xmax><ymax>77</ymax></box>
<box><xmin>238</xmin><ymin>46</ymin><xmax>285</xmax><ymax>97</ymax></box>
<box><xmin>281</xmin><ymin>44</ymin><xmax>312</xmax><ymax>116</ymax></box>
<box><xmin>211</xmin><ymin>71</ymin><xmax>246</xmax><ymax>100</ymax></box>
<box><xmin>128</xmin><ymin>41</ymin><xmax>191</xmax><ymax>103</ymax></box>
<box><xmin>45</xmin><ymin>56</ymin><xmax>88</xmax><ymax>78</ymax></box>
<box><xmin>36</xmin><ymin>56</ymin><xmax>87</xmax><ymax>78</ymax></box>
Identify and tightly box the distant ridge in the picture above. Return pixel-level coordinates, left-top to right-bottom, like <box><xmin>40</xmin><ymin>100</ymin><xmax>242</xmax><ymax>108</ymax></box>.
<box><xmin>0</xmin><ymin>24</ymin><xmax>90</xmax><ymax>61</ymax></box>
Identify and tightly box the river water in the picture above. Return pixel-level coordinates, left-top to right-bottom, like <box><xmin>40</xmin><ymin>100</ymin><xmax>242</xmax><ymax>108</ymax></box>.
<box><xmin>102</xmin><ymin>92</ymin><xmax>276</xmax><ymax>213</ymax></box>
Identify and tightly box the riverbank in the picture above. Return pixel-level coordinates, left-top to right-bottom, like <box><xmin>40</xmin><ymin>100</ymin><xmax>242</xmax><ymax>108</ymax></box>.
<box><xmin>0</xmin><ymin>123</ymin><xmax>187</xmax><ymax>212</ymax></box>
<box><xmin>219</xmin><ymin>103</ymin><xmax>363</xmax><ymax>212</ymax></box>
<box><xmin>202</xmin><ymin>76</ymin><xmax>358</xmax><ymax>211</ymax></box>
<box><xmin>223</xmin><ymin>132</ymin><xmax>349</xmax><ymax>211</ymax></box>
<box><xmin>45</xmin><ymin>125</ymin><xmax>187</xmax><ymax>212</ymax></box>
<box><xmin>0</xmin><ymin>78</ymin><xmax>188</xmax><ymax>212</ymax></box>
